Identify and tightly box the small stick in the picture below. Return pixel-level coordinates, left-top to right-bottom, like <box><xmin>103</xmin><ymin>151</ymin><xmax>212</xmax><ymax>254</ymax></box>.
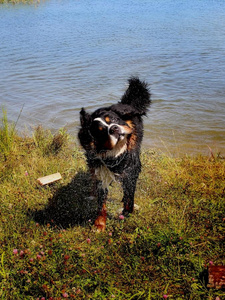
<box><xmin>37</xmin><ymin>172</ymin><xmax>62</xmax><ymax>186</ymax></box>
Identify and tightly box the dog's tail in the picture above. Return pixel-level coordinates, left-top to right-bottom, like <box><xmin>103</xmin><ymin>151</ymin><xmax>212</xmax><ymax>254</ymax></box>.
<box><xmin>120</xmin><ymin>77</ymin><xmax>151</xmax><ymax>115</ymax></box>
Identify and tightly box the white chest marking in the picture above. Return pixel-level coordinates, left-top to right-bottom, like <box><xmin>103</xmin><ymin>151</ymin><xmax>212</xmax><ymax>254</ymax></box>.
<box><xmin>95</xmin><ymin>165</ymin><xmax>116</xmax><ymax>189</ymax></box>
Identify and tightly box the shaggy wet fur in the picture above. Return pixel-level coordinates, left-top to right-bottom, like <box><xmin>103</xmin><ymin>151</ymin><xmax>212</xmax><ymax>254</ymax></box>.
<box><xmin>78</xmin><ymin>77</ymin><xmax>151</xmax><ymax>231</ymax></box>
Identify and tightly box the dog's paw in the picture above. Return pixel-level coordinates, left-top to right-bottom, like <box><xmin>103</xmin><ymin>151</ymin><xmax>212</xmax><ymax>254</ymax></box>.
<box><xmin>116</xmin><ymin>207</ymin><xmax>124</xmax><ymax>216</ymax></box>
<box><xmin>116</xmin><ymin>204</ymin><xmax>140</xmax><ymax>217</ymax></box>
<box><xmin>94</xmin><ymin>215</ymin><xmax>106</xmax><ymax>232</ymax></box>
<box><xmin>134</xmin><ymin>204</ymin><xmax>140</xmax><ymax>211</ymax></box>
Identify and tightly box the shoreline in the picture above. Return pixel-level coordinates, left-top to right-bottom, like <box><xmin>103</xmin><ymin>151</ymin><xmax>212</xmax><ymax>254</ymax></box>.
<box><xmin>16</xmin><ymin>124</ymin><xmax>225</xmax><ymax>158</ymax></box>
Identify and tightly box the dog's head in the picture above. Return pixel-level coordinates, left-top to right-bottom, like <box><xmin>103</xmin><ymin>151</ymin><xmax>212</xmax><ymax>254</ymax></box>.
<box><xmin>79</xmin><ymin>106</ymin><xmax>133</xmax><ymax>155</ymax></box>
<box><xmin>78</xmin><ymin>77</ymin><xmax>151</xmax><ymax>157</ymax></box>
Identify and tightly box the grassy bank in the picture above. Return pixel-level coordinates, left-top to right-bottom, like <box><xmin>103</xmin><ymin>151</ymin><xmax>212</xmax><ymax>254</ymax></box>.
<box><xmin>0</xmin><ymin>0</ymin><xmax>38</xmax><ymax>4</ymax></box>
<box><xmin>0</xmin><ymin>114</ymin><xmax>224</xmax><ymax>299</ymax></box>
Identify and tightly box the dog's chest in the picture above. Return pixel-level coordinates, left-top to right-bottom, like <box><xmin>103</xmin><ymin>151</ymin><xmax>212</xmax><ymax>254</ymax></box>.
<box><xmin>95</xmin><ymin>165</ymin><xmax>118</xmax><ymax>189</ymax></box>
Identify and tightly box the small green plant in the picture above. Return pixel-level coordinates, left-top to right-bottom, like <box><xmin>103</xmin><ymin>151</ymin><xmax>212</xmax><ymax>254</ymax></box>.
<box><xmin>0</xmin><ymin>108</ymin><xmax>16</xmax><ymax>159</ymax></box>
<box><xmin>50</xmin><ymin>128</ymin><xmax>70</xmax><ymax>154</ymax></box>
<box><xmin>0</xmin><ymin>252</ymin><xmax>6</xmax><ymax>279</ymax></box>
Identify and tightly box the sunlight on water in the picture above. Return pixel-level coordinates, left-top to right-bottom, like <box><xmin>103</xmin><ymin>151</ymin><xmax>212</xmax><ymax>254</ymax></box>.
<box><xmin>0</xmin><ymin>0</ymin><xmax>225</xmax><ymax>155</ymax></box>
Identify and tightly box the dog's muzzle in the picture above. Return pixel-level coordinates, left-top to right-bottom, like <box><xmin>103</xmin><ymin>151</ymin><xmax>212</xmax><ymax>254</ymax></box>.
<box><xmin>109</xmin><ymin>125</ymin><xmax>125</xmax><ymax>139</ymax></box>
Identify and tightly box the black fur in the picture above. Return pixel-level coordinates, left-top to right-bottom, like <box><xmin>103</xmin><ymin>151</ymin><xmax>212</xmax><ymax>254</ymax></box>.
<box><xmin>78</xmin><ymin>77</ymin><xmax>151</xmax><ymax>230</ymax></box>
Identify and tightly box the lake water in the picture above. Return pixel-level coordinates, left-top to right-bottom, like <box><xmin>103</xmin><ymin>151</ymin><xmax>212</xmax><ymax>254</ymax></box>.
<box><xmin>1</xmin><ymin>0</ymin><xmax>225</xmax><ymax>155</ymax></box>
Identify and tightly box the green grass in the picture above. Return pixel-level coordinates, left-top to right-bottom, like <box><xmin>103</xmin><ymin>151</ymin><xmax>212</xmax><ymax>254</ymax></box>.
<box><xmin>0</xmin><ymin>115</ymin><xmax>224</xmax><ymax>299</ymax></box>
<box><xmin>0</xmin><ymin>0</ymin><xmax>38</xmax><ymax>4</ymax></box>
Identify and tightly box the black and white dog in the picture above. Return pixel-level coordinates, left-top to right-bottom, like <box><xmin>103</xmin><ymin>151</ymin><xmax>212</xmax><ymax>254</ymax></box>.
<box><xmin>78</xmin><ymin>77</ymin><xmax>151</xmax><ymax>231</ymax></box>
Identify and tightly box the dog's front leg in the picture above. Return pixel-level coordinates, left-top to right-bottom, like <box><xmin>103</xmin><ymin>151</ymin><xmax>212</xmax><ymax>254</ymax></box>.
<box><xmin>94</xmin><ymin>182</ymin><xmax>108</xmax><ymax>232</ymax></box>
<box><xmin>122</xmin><ymin>172</ymin><xmax>139</xmax><ymax>215</ymax></box>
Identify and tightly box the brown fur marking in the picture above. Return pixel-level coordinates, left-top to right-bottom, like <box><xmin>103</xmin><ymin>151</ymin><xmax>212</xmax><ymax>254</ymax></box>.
<box><xmin>94</xmin><ymin>204</ymin><xmax>107</xmax><ymax>232</ymax></box>
<box><xmin>127</xmin><ymin>131</ymin><xmax>137</xmax><ymax>150</ymax></box>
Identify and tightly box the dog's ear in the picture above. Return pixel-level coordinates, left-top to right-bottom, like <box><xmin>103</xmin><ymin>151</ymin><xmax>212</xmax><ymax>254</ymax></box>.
<box><xmin>120</xmin><ymin>77</ymin><xmax>151</xmax><ymax>115</ymax></box>
<box><xmin>78</xmin><ymin>108</ymin><xmax>94</xmax><ymax>151</ymax></box>
<box><xmin>80</xmin><ymin>108</ymin><xmax>92</xmax><ymax>127</ymax></box>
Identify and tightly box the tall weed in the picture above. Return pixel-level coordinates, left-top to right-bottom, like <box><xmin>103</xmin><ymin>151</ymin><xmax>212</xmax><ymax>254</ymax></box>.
<box><xmin>0</xmin><ymin>108</ymin><xmax>16</xmax><ymax>159</ymax></box>
<box><xmin>33</xmin><ymin>125</ymin><xmax>69</xmax><ymax>155</ymax></box>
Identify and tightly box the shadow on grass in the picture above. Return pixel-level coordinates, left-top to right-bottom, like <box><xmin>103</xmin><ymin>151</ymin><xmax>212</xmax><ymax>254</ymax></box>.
<box><xmin>33</xmin><ymin>171</ymin><xmax>98</xmax><ymax>228</ymax></box>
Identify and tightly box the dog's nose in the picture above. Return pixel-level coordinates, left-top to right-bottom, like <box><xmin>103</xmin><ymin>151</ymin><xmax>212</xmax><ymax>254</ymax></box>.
<box><xmin>109</xmin><ymin>125</ymin><xmax>122</xmax><ymax>136</ymax></box>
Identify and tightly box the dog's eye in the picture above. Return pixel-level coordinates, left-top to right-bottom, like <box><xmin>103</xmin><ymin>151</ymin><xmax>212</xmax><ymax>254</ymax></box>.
<box><xmin>105</xmin><ymin>115</ymin><xmax>120</xmax><ymax>124</ymax></box>
<box><xmin>104</xmin><ymin>116</ymin><xmax>111</xmax><ymax>124</ymax></box>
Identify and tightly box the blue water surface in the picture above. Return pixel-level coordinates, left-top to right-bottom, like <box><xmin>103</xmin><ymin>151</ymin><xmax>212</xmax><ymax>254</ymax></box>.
<box><xmin>1</xmin><ymin>0</ymin><xmax>225</xmax><ymax>154</ymax></box>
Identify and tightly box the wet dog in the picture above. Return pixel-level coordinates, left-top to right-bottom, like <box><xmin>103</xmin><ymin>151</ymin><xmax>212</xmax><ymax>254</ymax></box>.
<box><xmin>78</xmin><ymin>77</ymin><xmax>151</xmax><ymax>231</ymax></box>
